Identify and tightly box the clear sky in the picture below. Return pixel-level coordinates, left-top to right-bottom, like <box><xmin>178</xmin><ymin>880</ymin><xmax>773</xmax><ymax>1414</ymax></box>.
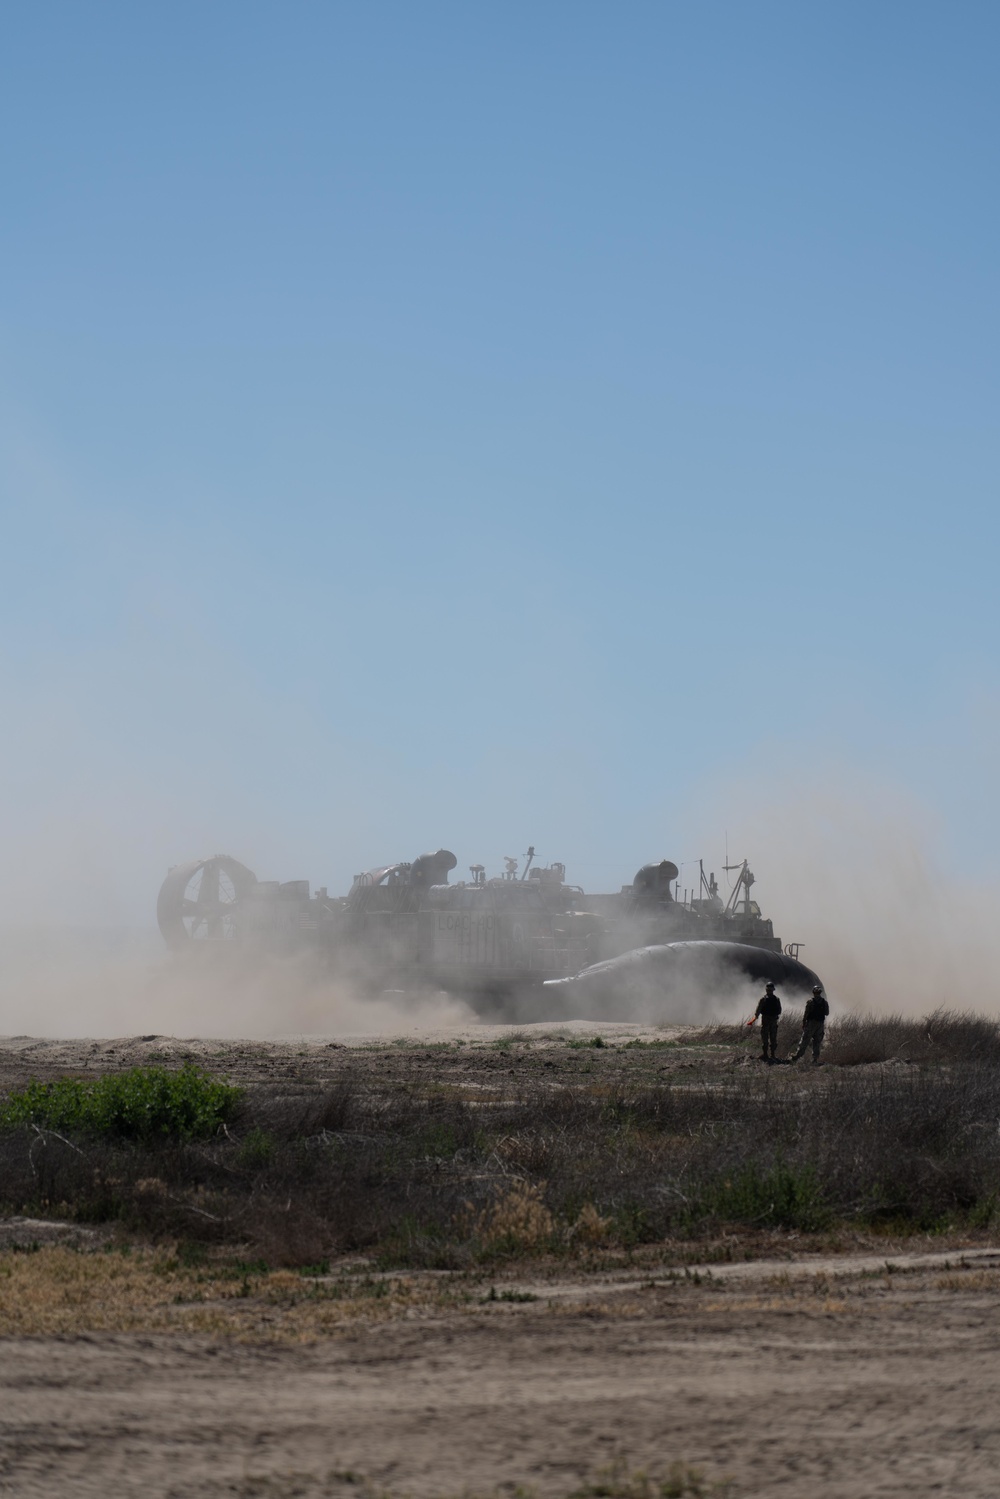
<box><xmin>2</xmin><ymin>1</ymin><xmax>998</xmax><ymax>928</ymax></box>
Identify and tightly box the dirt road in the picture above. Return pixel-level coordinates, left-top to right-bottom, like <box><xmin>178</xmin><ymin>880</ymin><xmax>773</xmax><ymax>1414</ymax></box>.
<box><xmin>2</xmin><ymin>1249</ymin><xmax>999</xmax><ymax>1498</ymax></box>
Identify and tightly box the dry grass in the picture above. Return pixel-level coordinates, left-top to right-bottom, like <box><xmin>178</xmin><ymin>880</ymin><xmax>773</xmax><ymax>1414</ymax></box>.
<box><xmin>471</xmin><ymin>1184</ymin><xmax>612</xmax><ymax>1252</ymax></box>
<box><xmin>0</xmin><ymin>1245</ymin><xmax>461</xmax><ymax>1340</ymax></box>
<box><xmin>935</xmin><ymin>1268</ymin><xmax>1000</xmax><ymax>1292</ymax></box>
<box><xmin>822</xmin><ymin>1009</ymin><xmax>1000</xmax><ymax>1066</ymax></box>
<box><xmin>473</xmin><ymin>1182</ymin><xmax>556</xmax><ymax>1250</ymax></box>
<box><xmin>686</xmin><ymin>1007</ymin><xmax>1000</xmax><ymax>1066</ymax></box>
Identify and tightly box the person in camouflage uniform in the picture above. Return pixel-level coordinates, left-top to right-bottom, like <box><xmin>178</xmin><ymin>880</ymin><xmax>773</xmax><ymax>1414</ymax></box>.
<box><xmin>791</xmin><ymin>985</ymin><xmax>830</xmax><ymax>1063</ymax></box>
<box><xmin>754</xmin><ymin>982</ymin><xmax>781</xmax><ymax>1061</ymax></box>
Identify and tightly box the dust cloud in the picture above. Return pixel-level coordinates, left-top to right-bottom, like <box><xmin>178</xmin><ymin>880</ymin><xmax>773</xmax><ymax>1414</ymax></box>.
<box><xmin>1</xmin><ymin>770</ymin><xmax>995</xmax><ymax>1038</ymax></box>
<box><xmin>0</xmin><ymin>929</ymin><xmax>472</xmax><ymax>1040</ymax></box>
<box><xmin>695</xmin><ymin>773</ymin><xmax>1000</xmax><ymax>1015</ymax></box>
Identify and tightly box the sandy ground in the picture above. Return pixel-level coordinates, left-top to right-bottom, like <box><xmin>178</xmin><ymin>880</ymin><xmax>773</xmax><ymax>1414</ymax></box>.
<box><xmin>0</xmin><ymin>1020</ymin><xmax>694</xmax><ymax>1098</ymax></box>
<box><xmin>2</xmin><ymin>1024</ymin><xmax>999</xmax><ymax>1497</ymax></box>
<box><xmin>3</xmin><ymin>1249</ymin><xmax>1000</xmax><ymax>1498</ymax></box>
<box><xmin>0</xmin><ymin>1017</ymin><xmax>674</xmax><ymax>1068</ymax></box>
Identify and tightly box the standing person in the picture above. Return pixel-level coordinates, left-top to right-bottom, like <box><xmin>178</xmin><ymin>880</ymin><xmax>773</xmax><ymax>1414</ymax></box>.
<box><xmin>791</xmin><ymin>985</ymin><xmax>830</xmax><ymax>1064</ymax></box>
<box><xmin>754</xmin><ymin>981</ymin><xmax>781</xmax><ymax>1061</ymax></box>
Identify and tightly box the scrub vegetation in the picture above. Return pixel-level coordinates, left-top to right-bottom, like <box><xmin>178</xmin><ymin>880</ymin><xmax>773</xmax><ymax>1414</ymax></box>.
<box><xmin>0</xmin><ymin>1064</ymin><xmax>241</xmax><ymax>1140</ymax></box>
<box><xmin>0</xmin><ymin>1012</ymin><xmax>997</xmax><ymax>1267</ymax></box>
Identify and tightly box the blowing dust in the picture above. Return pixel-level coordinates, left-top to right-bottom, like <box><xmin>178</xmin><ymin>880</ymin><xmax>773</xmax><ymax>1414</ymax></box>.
<box><xmin>0</xmin><ymin>931</ymin><xmax>472</xmax><ymax>1040</ymax></box>
<box><xmin>551</xmin><ymin>964</ymin><xmax>766</xmax><ymax>1028</ymax></box>
<box><xmin>0</xmin><ymin>774</ymin><xmax>995</xmax><ymax>1038</ymax></box>
<box><xmin>696</xmin><ymin>775</ymin><xmax>1000</xmax><ymax>1016</ymax></box>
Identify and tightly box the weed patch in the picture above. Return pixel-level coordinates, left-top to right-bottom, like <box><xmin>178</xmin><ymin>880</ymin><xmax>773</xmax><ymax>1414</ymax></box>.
<box><xmin>0</xmin><ymin>1065</ymin><xmax>241</xmax><ymax>1140</ymax></box>
<box><xmin>700</xmin><ymin>1162</ymin><xmax>831</xmax><ymax>1231</ymax></box>
<box><xmin>570</xmin><ymin>1460</ymin><xmax>732</xmax><ymax>1498</ymax></box>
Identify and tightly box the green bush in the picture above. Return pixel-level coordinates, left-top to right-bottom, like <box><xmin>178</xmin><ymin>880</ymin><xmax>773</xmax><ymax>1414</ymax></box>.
<box><xmin>236</xmin><ymin>1126</ymin><xmax>276</xmax><ymax>1169</ymax></box>
<box><xmin>0</xmin><ymin>1064</ymin><xmax>241</xmax><ymax>1140</ymax></box>
<box><xmin>701</xmin><ymin>1160</ymin><xmax>831</xmax><ymax>1231</ymax></box>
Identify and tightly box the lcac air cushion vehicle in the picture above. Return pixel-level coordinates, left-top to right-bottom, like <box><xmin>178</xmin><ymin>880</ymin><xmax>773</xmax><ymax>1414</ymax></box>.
<box><xmin>156</xmin><ymin>847</ymin><xmax>822</xmax><ymax>1019</ymax></box>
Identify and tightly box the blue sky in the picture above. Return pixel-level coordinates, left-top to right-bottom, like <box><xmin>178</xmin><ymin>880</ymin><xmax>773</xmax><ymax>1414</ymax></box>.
<box><xmin>1</xmin><ymin>1</ymin><xmax>998</xmax><ymax>926</ymax></box>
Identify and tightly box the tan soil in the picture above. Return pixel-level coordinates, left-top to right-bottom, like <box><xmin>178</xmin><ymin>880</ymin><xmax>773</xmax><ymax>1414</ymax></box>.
<box><xmin>0</xmin><ymin>1020</ymin><xmax>687</xmax><ymax>1094</ymax></box>
<box><xmin>2</xmin><ymin>1250</ymin><xmax>1000</xmax><ymax>1498</ymax></box>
